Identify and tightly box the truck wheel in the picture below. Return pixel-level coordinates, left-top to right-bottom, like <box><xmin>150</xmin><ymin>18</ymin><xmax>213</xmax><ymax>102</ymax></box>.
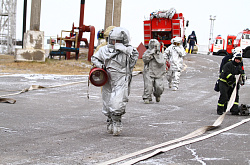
<box><xmin>244</xmin><ymin>50</ymin><xmax>250</xmax><ymax>58</ymax></box>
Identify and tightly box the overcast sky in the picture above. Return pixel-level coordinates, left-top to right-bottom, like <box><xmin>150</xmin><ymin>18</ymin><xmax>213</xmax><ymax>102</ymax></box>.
<box><xmin>16</xmin><ymin>0</ymin><xmax>250</xmax><ymax>47</ymax></box>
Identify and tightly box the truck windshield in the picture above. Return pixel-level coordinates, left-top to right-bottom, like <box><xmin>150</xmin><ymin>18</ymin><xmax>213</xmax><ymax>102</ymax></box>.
<box><xmin>242</xmin><ymin>34</ymin><xmax>250</xmax><ymax>39</ymax></box>
<box><xmin>152</xmin><ymin>32</ymin><xmax>172</xmax><ymax>40</ymax></box>
<box><xmin>215</xmin><ymin>39</ymin><xmax>223</xmax><ymax>44</ymax></box>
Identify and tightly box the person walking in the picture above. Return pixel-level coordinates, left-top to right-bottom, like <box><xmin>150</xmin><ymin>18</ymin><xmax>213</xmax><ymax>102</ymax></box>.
<box><xmin>142</xmin><ymin>39</ymin><xmax>166</xmax><ymax>104</ymax></box>
<box><xmin>187</xmin><ymin>31</ymin><xmax>197</xmax><ymax>54</ymax></box>
<box><xmin>91</xmin><ymin>27</ymin><xmax>139</xmax><ymax>136</ymax></box>
<box><xmin>217</xmin><ymin>53</ymin><xmax>245</xmax><ymax>115</ymax></box>
<box><xmin>164</xmin><ymin>37</ymin><xmax>186</xmax><ymax>91</ymax></box>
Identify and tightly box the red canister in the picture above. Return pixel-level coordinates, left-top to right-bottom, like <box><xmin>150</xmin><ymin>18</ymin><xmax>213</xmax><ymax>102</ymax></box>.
<box><xmin>89</xmin><ymin>67</ymin><xmax>108</xmax><ymax>86</ymax></box>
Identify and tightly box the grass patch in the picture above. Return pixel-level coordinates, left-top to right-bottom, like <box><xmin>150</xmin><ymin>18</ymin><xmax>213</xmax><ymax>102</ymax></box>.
<box><xmin>0</xmin><ymin>53</ymin><xmax>144</xmax><ymax>75</ymax></box>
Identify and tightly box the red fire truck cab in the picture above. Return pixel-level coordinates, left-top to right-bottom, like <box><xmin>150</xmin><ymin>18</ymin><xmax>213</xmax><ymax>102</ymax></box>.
<box><xmin>210</xmin><ymin>35</ymin><xmax>236</xmax><ymax>56</ymax></box>
<box><xmin>143</xmin><ymin>9</ymin><xmax>188</xmax><ymax>48</ymax></box>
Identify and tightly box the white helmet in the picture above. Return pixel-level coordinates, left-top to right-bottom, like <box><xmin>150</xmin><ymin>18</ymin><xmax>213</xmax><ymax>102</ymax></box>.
<box><xmin>232</xmin><ymin>47</ymin><xmax>242</xmax><ymax>55</ymax></box>
<box><xmin>148</xmin><ymin>39</ymin><xmax>160</xmax><ymax>50</ymax></box>
<box><xmin>172</xmin><ymin>37</ymin><xmax>182</xmax><ymax>44</ymax></box>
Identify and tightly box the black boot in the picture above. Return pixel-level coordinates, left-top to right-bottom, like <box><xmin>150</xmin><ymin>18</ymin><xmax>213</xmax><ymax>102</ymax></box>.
<box><xmin>217</xmin><ymin>105</ymin><xmax>224</xmax><ymax>115</ymax></box>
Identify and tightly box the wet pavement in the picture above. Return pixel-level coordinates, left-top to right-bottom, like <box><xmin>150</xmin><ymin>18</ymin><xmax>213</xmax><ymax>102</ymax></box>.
<box><xmin>0</xmin><ymin>53</ymin><xmax>250</xmax><ymax>165</ymax></box>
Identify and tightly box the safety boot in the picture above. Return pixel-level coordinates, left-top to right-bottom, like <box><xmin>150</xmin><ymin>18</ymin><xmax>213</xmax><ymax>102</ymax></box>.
<box><xmin>107</xmin><ymin>117</ymin><xmax>113</xmax><ymax>134</ymax></box>
<box><xmin>144</xmin><ymin>99</ymin><xmax>150</xmax><ymax>104</ymax></box>
<box><xmin>169</xmin><ymin>83</ymin><xmax>172</xmax><ymax>88</ymax></box>
<box><xmin>156</xmin><ymin>96</ymin><xmax>160</xmax><ymax>102</ymax></box>
<box><xmin>113</xmin><ymin>120</ymin><xmax>122</xmax><ymax>136</ymax></box>
<box><xmin>111</xmin><ymin>115</ymin><xmax>122</xmax><ymax>136</ymax></box>
<box><xmin>172</xmin><ymin>87</ymin><xmax>178</xmax><ymax>91</ymax></box>
<box><xmin>217</xmin><ymin>105</ymin><xmax>224</xmax><ymax>115</ymax></box>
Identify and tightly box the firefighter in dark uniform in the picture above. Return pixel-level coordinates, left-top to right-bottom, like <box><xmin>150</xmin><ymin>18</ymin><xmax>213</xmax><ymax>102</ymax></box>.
<box><xmin>187</xmin><ymin>31</ymin><xmax>197</xmax><ymax>54</ymax></box>
<box><xmin>219</xmin><ymin>53</ymin><xmax>233</xmax><ymax>73</ymax></box>
<box><xmin>217</xmin><ymin>53</ymin><xmax>245</xmax><ymax>115</ymax></box>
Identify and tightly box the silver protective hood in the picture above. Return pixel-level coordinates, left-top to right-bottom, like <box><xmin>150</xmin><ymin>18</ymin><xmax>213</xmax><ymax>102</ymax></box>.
<box><xmin>173</xmin><ymin>37</ymin><xmax>182</xmax><ymax>44</ymax></box>
<box><xmin>108</xmin><ymin>27</ymin><xmax>131</xmax><ymax>46</ymax></box>
<box><xmin>148</xmin><ymin>39</ymin><xmax>160</xmax><ymax>50</ymax></box>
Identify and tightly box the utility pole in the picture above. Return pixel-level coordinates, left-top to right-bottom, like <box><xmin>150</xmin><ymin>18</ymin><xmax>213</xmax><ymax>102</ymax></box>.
<box><xmin>104</xmin><ymin>0</ymin><xmax>122</xmax><ymax>30</ymax></box>
<box><xmin>30</xmin><ymin>0</ymin><xmax>41</xmax><ymax>31</ymax></box>
<box><xmin>209</xmin><ymin>15</ymin><xmax>216</xmax><ymax>50</ymax></box>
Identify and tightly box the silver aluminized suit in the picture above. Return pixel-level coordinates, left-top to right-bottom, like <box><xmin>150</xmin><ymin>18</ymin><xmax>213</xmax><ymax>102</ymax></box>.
<box><xmin>164</xmin><ymin>37</ymin><xmax>186</xmax><ymax>90</ymax></box>
<box><xmin>142</xmin><ymin>39</ymin><xmax>166</xmax><ymax>103</ymax></box>
<box><xmin>91</xmin><ymin>27</ymin><xmax>138</xmax><ymax>135</ymax></box>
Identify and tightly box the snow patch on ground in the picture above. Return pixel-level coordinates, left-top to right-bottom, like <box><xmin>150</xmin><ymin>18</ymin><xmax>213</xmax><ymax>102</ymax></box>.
<box><xmin>0</xmin><ymin>74</ymin><xmax>88</xmax><ymax>80</ymax></box>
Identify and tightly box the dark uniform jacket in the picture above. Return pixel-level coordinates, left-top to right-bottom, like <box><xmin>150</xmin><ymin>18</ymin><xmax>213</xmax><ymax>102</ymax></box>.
<box><xmin>219</xmin><ymin>61</ymin><xmax>244</xmax><ymax>86</ymax></box>
<box><xmin>187</xmin><ymin>32</ymin><xmax>197</xmax><ymax>46</ymax></box>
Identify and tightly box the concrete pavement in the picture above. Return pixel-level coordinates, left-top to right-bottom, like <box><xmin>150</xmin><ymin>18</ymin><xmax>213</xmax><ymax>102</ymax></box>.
<box><xmin>0</xmin><ymin>53</ymin><xmax>249</xmax><ymax>164</ymax></box>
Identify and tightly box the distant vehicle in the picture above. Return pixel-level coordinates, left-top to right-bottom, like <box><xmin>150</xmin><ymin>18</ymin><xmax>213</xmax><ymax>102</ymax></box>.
<box><xmin>209</xmin><ymin>35</ymin><xmax>236</xmax><ymax>56</ymax></box>
<box><xmin>143</xmin><ymin>8</ymin><xmax>188</xmax><ymax>49</ymax></box>
<box><xmin>234</xmin><ymin>29</ymin><xmax>250</xmax><ymax>57</ymax></box>
<box><xmin>209</xmin><ymin>29</ymin><xmax>250</xmax><ymax>57</ymax></box>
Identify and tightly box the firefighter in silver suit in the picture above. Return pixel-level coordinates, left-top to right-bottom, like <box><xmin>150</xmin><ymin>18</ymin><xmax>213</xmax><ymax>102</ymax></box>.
<box><xmin>164</xmin><ymin>37</ymin><xmax>186</xmax><ymax>91</ymax></box>
<box><xmin>91</xmin><ymin>27</ymin><xmax>139</xmax><ymax>136</ymax></box>
<box><xmin>142</xmin><ymin>39</ymin><xmax>166</xmax><ymax>103</ymax></box>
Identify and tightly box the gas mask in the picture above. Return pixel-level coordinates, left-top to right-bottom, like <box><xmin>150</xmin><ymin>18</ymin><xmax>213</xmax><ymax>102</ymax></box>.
<box><xmin>148</xmin><ymin>39</ymin><xmax>160</xmax><ymax>54</ymax></box>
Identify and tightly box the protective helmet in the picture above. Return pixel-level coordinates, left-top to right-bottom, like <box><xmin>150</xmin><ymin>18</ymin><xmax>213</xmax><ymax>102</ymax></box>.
<box><xmin>232</xmin><ymin>47</ymin><xmax>242</xmax><ymax>55</ymax></box>
<box><xmin>172</xmin><ymin>37</ymin><xmax>182</xmax><ymax>44</ymax></box>
<box><xmin>148</xmin><ymin>39</ymin><xmax>160</xmax><ymax>50</ymax></box>
<box><xmin>170</xmin><ymin>38</ymin><xmax>174</xmax><ymax>44</ymax></box>
<box><xmin>232</xmin><ymin>53</ymin><xmax>242</xmax><ymax>62</ymax></box>
<box><xmin>108</xmin><ymin>27</ymin><xmax>131</xmax><ymax>46</ymax></box>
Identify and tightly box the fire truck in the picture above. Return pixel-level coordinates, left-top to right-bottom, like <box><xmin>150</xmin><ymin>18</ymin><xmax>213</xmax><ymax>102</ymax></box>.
<box><xmin>143</xmin><ymin>8</ymin><xmax>188</xmax><ymax>48</ymax></box>
<box><xmin>210</xmin><ymin>29</ymin><xmax>250</xmax><ymax>57</ymax></box>
<box><xmin>209</xmin><ymin>35</ymin><xmax>236</xmax><ymax>56</ymax></box>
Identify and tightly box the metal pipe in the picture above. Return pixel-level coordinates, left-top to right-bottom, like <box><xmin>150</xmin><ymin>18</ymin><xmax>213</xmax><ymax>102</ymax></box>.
<box><xmin>22</xmin><ymin>0</ymin><xmax>27</xmax><ymax>48</ymax></box>
<box><xmin>79</xmin><ymin>0</ymin><xmax>85</xmax><ymax>28</ymax></box>
<box><xmin>88</xmin><ymin>25</ymin><xmax>95</xmax><ymax>61</ymax></box>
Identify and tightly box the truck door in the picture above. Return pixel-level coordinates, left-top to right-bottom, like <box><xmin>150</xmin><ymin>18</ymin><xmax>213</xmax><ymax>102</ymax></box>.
<box><xmin>226</xmin><ymin>36</ymin><xmax>236</xmax><ymax>54</ymax></box>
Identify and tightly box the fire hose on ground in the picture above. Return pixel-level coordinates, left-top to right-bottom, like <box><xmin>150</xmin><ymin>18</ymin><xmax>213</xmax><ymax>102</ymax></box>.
<box><xmin>98</xmin><ymin>75</ymin><xmax>250</xmax><ymax>165</ymax></box>
<box><xmin>0</xmin><ymin>81</ymin><xmax>87</xmax><ymax>104</ymax></box>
